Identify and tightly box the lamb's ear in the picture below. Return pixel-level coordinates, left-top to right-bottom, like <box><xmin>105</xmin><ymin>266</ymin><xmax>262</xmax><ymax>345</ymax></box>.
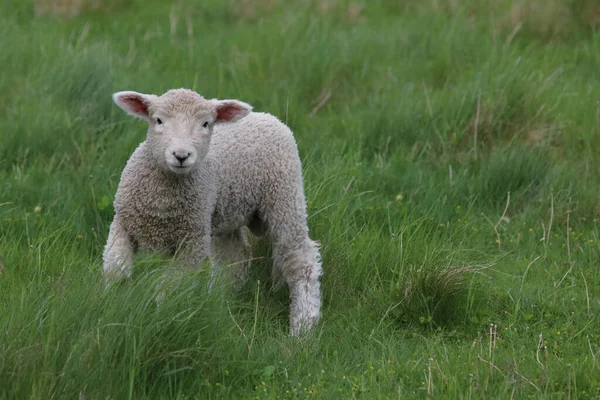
<box><xmin>214</xmin><ymin>100</ymin><xmax>253</xmax><ymax>123</ymax></box>
<box><xmin>113</xmin><ymin>91</ymin><xmax>156</xmax><ymax>120</ymax></box>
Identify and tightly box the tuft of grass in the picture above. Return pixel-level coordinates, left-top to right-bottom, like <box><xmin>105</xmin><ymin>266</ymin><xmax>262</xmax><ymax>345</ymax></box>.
<box><xmin>394</xmin><ymin>263</ymin><xmax>482</xmax><ymax>330</ymax></box>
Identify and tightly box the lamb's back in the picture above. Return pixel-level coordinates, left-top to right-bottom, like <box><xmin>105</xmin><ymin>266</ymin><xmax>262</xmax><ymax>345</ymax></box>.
<box><xmin>210</xmin><ymin>112</ymin><xmax>303</xmax><ymax>234</ymax></box>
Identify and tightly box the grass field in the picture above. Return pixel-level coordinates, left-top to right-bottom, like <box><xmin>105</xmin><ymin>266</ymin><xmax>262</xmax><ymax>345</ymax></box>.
<box><xmin>1</xmin><ymin>0</ymin><xmax>600</xmax><ymax>398</ymax></box>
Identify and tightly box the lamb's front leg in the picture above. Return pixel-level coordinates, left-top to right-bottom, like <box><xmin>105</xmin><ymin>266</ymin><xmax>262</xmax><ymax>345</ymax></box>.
<box><xmin>154</xmin><ymin>232</ymin><xmax>213</xmax><ymax>304</ymax></box>
<box><xmin>180</xmin><ymin>232</ymin><xmax>213</xmax><ymax>270</ymax></box>
<box><xmin>103</xmin><ymin>216</ymin><xmax>135</xmax><ymax>283</ymax></box>
<box><xmin>210</xmin><ymin>229</ymin><xmax>251</xmax><ymax>290</ymax></box>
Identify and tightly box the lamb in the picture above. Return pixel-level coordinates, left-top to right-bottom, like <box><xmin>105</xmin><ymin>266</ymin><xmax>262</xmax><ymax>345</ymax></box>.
<box><xmin>102</xmin><ymin>88</ymin><xmax>322</xmax><ymax>336</ymax></box>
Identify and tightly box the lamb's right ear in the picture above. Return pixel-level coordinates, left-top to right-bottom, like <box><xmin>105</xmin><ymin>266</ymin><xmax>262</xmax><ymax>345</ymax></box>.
<box><xmin>112</xmin><ymin>91</ymin><xmax>156</xmax><ymax>120</ymax></box>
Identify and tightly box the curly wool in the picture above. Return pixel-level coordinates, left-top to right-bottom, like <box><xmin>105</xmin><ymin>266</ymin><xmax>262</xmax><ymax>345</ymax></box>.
<box><xmin>103</xmin><ymin>89</ymin><xmax>322</xmax><ymax>336</ymax></box>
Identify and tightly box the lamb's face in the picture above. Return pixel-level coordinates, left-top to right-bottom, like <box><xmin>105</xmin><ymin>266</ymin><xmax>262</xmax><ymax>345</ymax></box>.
<box><xmin>146</xmin><ymin>91</ymin><xmax>215</xmax><ymax>175</ymax></box>
<box><xmin>113</xmin><ymin>89</ymin><xmax>252</xmax><ymax>176</ymax></box>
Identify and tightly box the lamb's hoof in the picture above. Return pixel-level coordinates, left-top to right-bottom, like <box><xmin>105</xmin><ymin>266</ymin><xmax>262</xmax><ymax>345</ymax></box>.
<box><xmin>290</xmin><ymin>315</ymin><xmax>319</xmax><ymax>338</ymax></box>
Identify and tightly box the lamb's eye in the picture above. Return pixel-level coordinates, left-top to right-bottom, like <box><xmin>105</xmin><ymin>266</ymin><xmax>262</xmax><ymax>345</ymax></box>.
<box><xmin>203</xmin><ymin>121</ymin><xmax>209</xmax><ymax>128</ymax></box>
<box><xmin>156</xmin><ymin>118</ymin><xmax>163</xmax><ymax>125</ymax></box>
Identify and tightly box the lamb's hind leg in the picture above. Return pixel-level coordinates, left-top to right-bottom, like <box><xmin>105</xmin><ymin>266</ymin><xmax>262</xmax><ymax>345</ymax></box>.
<box><xmin>266</xmin><ymin>196</ymin><xmax>322</xmax><ymax>337</ymax></box>
<box><xmin>210</xmin><ymin>229</ymin><xmax>251</xmax><ymax>290</ymax></box>
<box><xmin>273</xmin><ymin>237</ymin><xmax>322</xmax><ymax>337</ymax></box>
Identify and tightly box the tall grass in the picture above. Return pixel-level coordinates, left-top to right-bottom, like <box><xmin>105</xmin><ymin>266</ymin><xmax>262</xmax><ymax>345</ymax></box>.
<box><xmin>1</xmin><ymin>0</ymin><xmax>599</xmax><ymax>398</ymax></box>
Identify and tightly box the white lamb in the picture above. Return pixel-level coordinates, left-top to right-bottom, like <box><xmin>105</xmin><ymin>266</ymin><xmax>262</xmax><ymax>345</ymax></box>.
<box><xmin>102</xmin><ymin>88</ymin><xmax>322</xmax><ymax>336</ymax></box>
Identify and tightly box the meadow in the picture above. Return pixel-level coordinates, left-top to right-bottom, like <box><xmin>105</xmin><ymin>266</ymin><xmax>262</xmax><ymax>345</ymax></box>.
<box><xmin>1</xmin><ymin>0</ymin><xmax>600</xmax><ymax>398</ymax></box>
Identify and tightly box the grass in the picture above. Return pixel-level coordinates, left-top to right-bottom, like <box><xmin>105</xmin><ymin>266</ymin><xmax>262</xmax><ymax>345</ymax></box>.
<box><xmin>1</xmin><ymin>0</ymin><xmax>599</xmax><ymax>398</ymax></box>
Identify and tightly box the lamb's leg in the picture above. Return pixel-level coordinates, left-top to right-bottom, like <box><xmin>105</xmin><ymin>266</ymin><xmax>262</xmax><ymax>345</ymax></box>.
<box><xmin>156</xmin><ymin>232</ymin><xmax>213</xmax><ymax>304</ymax></box>
<box><xmin>265</xmin><ymin>188</ymin><xmax>323</xmax><ymax>336</ymax></box>
<box><xmin>273</xmin><ymin>238</ymin><xmax>322</xmax><ymax>337</ymax></box>
<box><xmin>103</xmin><ymin>216</ymin><xmax>135</xmax><ymax>283</ymax></box>
<box><xmin>210</xmin><ymin>229</ymin><xmax>251</xmax><ymax>290</ymax></box>
<box><xmin>179</xmin><ymin>231</ymin><xmax>213</xmax><ymax>269</ymax></box>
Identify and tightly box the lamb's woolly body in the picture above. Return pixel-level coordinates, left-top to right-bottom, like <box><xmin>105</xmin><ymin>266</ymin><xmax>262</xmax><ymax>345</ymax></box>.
<box><xmin>112</xmin><ymin>113</ymin><xmax>303</xmax><ymax>252</ymax></box>
<box><xmin>103</xmin><ymin>89</ymin><xmax>322</xmax><ymax>336</ymax></box>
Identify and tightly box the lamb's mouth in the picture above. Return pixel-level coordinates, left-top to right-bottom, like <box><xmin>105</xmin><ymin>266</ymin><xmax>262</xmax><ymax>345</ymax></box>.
<box><xmin>168</xmin><ymin>164</ymin><xmax>192</xmax><ymax>174</ymax></box>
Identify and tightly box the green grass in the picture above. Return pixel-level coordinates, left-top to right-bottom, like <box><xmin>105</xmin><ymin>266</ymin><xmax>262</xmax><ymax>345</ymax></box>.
<box><xmin>1</xmin><ymin>0</ymin><xmax>600</xmax><ymax>398</ymax></box>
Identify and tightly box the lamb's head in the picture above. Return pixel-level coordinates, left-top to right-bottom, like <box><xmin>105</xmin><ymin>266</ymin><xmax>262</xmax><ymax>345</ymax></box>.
<box><xmin>113</xmin><ymin>88</ymin><xmax>252</xmax><ymax>175</ymax></box>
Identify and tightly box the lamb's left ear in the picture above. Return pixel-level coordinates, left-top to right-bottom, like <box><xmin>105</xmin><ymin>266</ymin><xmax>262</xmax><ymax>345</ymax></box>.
<box><xmin>214</xmin><ymin>100</ymin><xmax>253</xmax><ymax>123</ymax></box>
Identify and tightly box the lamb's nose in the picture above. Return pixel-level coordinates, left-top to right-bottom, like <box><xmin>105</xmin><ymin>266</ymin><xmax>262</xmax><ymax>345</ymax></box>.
<box><xmin>173</xmin><ymin>151</ymin><xmax>190</xmax><ymax>164</ymax></box>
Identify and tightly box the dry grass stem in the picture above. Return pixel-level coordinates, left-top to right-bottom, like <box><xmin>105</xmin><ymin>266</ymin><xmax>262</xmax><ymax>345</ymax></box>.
<box><xmin>520</xmin><ymin>256</ymin><xmax>541</xmax><ymax>294</ymax></box>
<box><xmin>555</xmin><ymin>261</ymin><xmax>575</xmax><ymax>289</ymax></box>
<box><xmin>310</xmin><ymin>89</ymin><xmax>332</xmax><ymax>116</ymax></box>
<box><xmin>566</xmin><ymin>207</ymin><xmax>571</xmax><ymax>262</ymax></box>
<box><xmin>579</xmin><ymin>268</ymin><xmax>590</xmax><ymax>314</ymax></box>
<box><xmin>473</xmin><ymin>91</ymin><xmax>481</xmax><ymax>160</ymax></box>
<box><xmin>503</xmin><ymin>22</ymin><xmax>523</xmax><ymax>52</ymax></box>
<box><xmin>343</xmin><ymin>176</ymin><xmax>355</xmax><ymax>194</ymax></box>
<box><xmin>483</xmin><ymin>191</ymin><xmax>510</xmax><ymax>250</ymax></box>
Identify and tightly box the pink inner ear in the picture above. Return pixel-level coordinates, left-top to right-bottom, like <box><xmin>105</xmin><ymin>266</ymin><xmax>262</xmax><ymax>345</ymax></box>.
<box><xmin>122</xmin><ymin>95</ymin><xmax>148</xmax><ymax>116</ymax></box>
<box><xmin>217</xmin><ymin>102</ymin><xmax>244</xmax><ymax>122</ymax></box>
